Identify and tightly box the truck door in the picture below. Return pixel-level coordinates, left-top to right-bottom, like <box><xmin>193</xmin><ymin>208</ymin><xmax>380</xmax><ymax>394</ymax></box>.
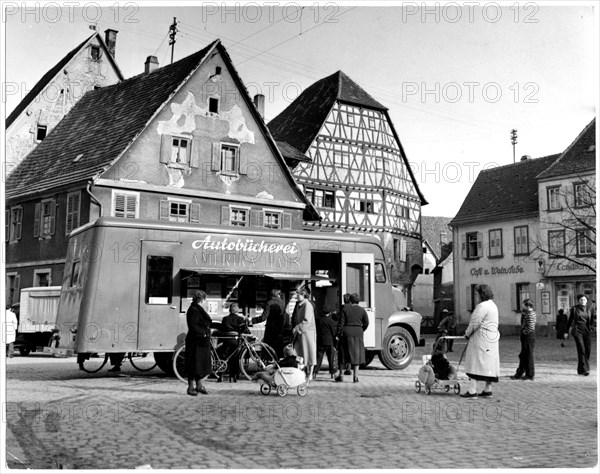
<box><xmin>341</xmin><ymin>253</ymin><xmax>375</xmax><ymax>347</ymax></box>
<box><xmin>138</xmin><ymin>241</ymin><xmax>182</xmax><ymax>350</ymax></box>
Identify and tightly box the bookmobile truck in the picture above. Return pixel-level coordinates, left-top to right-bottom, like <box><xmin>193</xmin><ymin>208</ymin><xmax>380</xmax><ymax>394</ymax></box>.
<box><xmin>54</xmin><ymin>217</ymin><xmax>424</xmax><ymax>374</ymax></box>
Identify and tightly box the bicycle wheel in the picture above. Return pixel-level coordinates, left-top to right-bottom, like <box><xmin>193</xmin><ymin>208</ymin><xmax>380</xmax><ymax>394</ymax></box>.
<box><xmin>238</xmin><ymin>342</ymin><xmax>277</xmax><ymax>381</ymax></box>
<box><xmin>173</xmin><ymin>345</ymin><xmax>187</xmax><ymax>383</ymax></box>
<box><xmin>80</xmin><ymin>353</ymin><xmax>109</xmax><ymax>373</ymax></box>
<box><xmin>128</xmin><ymin>352</ymin><xmax>158</xmax><ymax>372</ymax></box>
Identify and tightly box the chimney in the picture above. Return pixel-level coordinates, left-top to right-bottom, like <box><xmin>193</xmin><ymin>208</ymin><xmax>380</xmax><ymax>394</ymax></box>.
<box><xmin>145</xmin><ymin>56</ymin><xmax>159</xmax><ymax>74</ymax></box>
<box><xmin>520</xmin><ymin>155</ymin><xmax>531</xmax><ymax>162</ymax></box>
<box><xmin>104</xmin><ymin>29</ymin><xmax>118</xmax><ymax>58</ymax></box>
<box><xmin>253</xmin><ymin>94</ymin><xmax>265</xmax><ymax>119</ymax></box>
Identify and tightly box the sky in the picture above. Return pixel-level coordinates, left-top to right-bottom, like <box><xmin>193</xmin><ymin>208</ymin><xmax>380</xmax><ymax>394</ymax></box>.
<box><xmin>2</xmin><ymin>1</ymin><xmax>598</xmax><ymax>218</ymax></box>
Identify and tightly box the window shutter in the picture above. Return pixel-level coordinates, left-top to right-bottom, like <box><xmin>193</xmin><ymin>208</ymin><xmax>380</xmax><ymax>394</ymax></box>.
<box><xmin>160</xmin><ymin>134</ymin><xmax>171</xmax><ymax>164</ymax></box>
<box><xmin>250</xmin><ymin>210</ymin><xmax>262</xmax><ymax>227</ymax></box>
<box><xmin>15</xmin><ymin>208</ymin><xmax>22</xmax><ymax>240</ymax></box>
<box><xmin>510</xmin><ymin>283</ymin><xmax>517</xmax><ymax>311</ymax></box>
<box><xmin>159</xmin><ymin>199</ymin><xmax>170</xmax><ymax>220</ymax></box>
<box><xmin>283</xmin><ymin>212</ymin><xmax>292</xmax><ymax>229</ymax></box>
<box><xmin>5</xmin><ymin>210</ymin><xmax>8</xmax><ymax>242</ymax></box>
<box><xmin>126</xmin><ymin>195</ymin><xmax>137</xmax><ymax>219</ymax></box>
<box><xmin>221</xmin><ymin>206</ymin><xmax>230</xmax><ymax>225</ymax></box>
<box><xmin>189</xmin><ymin>138</ymin><xmax>200</xmax><ymax>168</ymax></box>
<box><xmin>114</xmin><ymin>194</ymin><xmax>125</xmax><ymax>217</ymax></box>
<box><xmin>212</xmin><ymin>143</ymin><xmax>221</xmax><ymax>171</ymax></box>
<box><xmin>466</xmin><ymin>286</ymin><xmax>472</xmax><ymax>311</ymax></box>
<box><xmin>190</xmin><ymin>203</ymin><xmax>200</xmax><ymax>223</ymax></box>
<box><xmin>238</xmin><ymin>147</ymin><xmax>248</xmax><ymax>175</ymax></box>
<box><xmin>33</xmin><ymin>202</ymin><xmax>41</xmax><ymax>237</ymax></box>
<box><xmin>477</xmin><ymin>232</ymin><xmax>483</xmax><ymax>257</ymax></box>
<box><xmin>460</xmin><ymin>234</ymin><xmax>466</xmax><ymax>259</ymax></box>
<box><xmin>49</xmin><ymin>199</ymin><xmax>56</xmax><ymax>235</ymax></box>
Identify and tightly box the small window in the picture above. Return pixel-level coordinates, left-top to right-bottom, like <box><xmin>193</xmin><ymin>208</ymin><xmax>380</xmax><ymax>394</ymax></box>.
<box><xmin>170</xmin><ymin>201</ymin><xmax>189</xmax><ymax>222</ymax></box>
<box><xmin>577</xmin><ymin>229</ymin><xmax>595</xmax><ymax>256</ymax></box>
<box><xmin>489</xmin><ymin>229</ymin><xmax>502</xmax><ymax>258</ymax></box>
<box><xmin>34</xmin><ymin>270</ymin><xmax>51</xmax><ymax>287</ymax></box>
<box><xmin>466</xmin><ymin>232</ymin><xmax>481</xmax><ymax>259</ymax></box>
<box><xmin>375</xmin><ymin>262</ymin><xmax>386</xmax><ymax>283</ymax></box>
<box><xmin>36</xmin><ymin>124</ymin><xmax>47</xmax><ymax>142</ymax></box>
<box><xmin>548</xmin><ymin>230</ymin><xmax>565</xmax><ymax>257</ymax></box>
<box><xmin>145</xmin><ymin>256</ymin><xmax>173</xmax><ymax>304</ymax></box>
<box><xmin>171</xmin><ymin>137</ymin><xmax>189</xmax><ymax>164</ymax></box>
<box><xmin>230</xmin><ymin>207</ymin><xmax>248</xmax><ymax>226</ymax></box>
<box><xmin>264</xmin><ymin>211</ymin><xmax>281</xmax><ymax>229</ymax></box>
<box><xmin>514</xmin><ymin>225</ymin><xmax>529</xmax><ymax>255</ymax></box>
<box><xmin>547</xmin><ymin>186</ymin><xmax>561</xmax><ymax>211</ymax></box>
<box><xmin>221</xmin><ymin>145</ymin><xmax>239</xmax><ymax>173</ymax></box>
<box><xmin>323</xmin><ymin>191</ymin><xmax>335</xmax><ymax>209</ymax></box>
<box><xmin>209</xmin><ymin>98</ymin><xmax>219</xmax><ymax>114</ymax></box>
<box><xmin>358</xmin><ymin>199</ymin><xmax>375</xmax><ymax>214</ymax></box>
<box><xmin>314</xmin><ymin>190</ymin><xmax>324</xmax><ymax>208</ymax></box>
<box><xmin>90</xmin><ymin>45</ymin><xmax>101</xmax><ymax>60</ymax></box>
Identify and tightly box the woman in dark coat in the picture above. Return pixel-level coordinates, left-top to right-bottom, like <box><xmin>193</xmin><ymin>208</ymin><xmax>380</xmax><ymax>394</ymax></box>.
<box><xmin>555</xmin><ymin>309</ymin><xmax>568</xmax><ymax>347</ymax></box>
<box><xmin>335</xmin><ymin>293</ymin><xmax>369</xmax><ymax>383</ymax></box>
<box><xmin>185</xmin><ymin>290</ymin><xmax>212</xmax><ymax>396</ymax></box>
<box><xmin>565</xmin><ymin>295</ymin><xmax>595</xmax><ymax>376</ymax></box>
<box><xmin>252</xmin><ymin>289</ymin><xmax>289</xmax><ymax>357</ymax></box>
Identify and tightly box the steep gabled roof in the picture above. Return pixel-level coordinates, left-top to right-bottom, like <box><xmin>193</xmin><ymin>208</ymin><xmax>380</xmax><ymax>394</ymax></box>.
<box><xmin>6</xmin><ymin>39</ymin><xmax>320</xmax><ymax>220</ymax></box>
<box><xmin>451</xmin><ymin>154</ymin><xmax>561</xmax><ymax>226</ymax></box>
<box><xmin>6</xmin><ymin>32</ymin><xmax>124</xmax><ymax>128</ymax></box>
<box><xmin>268</xmin><ymin>70</ymin><xmax>387</xmax><ymax>154</ymax></box>
<box><xmin>537</xmin><ymin>118</ymin><xmax>596</xmax><ymax>180</ymax></box>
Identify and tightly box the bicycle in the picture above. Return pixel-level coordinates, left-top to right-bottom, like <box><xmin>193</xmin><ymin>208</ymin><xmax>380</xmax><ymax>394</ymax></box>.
<box><xmin>78</xmin><ymin>352</ymin><xmax>158</xmax><ymax>374</ymax></box>
<box><xmin>172</xmin><ymin>333</ymin><xmax>277</xmax><ymax>383</ymax></box>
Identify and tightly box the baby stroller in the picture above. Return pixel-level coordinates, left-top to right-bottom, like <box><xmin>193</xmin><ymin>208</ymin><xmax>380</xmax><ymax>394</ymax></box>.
<box><xmin>257</xmin><ymin>345</ymin><xmax>310</xmax><ymax>397</ymax></box>
<box><xmin>415</xmin><ymin>335</ymin><xmax>465</xmax><ymax>395</ymax></box>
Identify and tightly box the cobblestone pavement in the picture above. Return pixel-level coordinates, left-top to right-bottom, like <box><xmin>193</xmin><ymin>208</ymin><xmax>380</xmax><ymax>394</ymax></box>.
<box><xmin>3</xmin><ymin>335</ymin><xmax>597</xmax><ymax>470</ymax></box>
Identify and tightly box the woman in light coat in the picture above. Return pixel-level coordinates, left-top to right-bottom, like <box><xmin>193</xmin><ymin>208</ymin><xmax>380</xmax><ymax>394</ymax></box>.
<box><xmin>292</xmin><ymin>287</ymin><xmax>317</xmax><ymax>379</ymax></box>
<box><xmin>461</xmin><ymin>284</ymin><xmax>500</xmax><ymax>398</ymax></box>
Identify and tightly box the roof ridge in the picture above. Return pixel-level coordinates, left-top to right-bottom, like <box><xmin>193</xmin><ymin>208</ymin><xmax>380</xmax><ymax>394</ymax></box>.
<box><xmin>479</xmin><ymin>153</ymin><xmax>560</xmax><ymax>173</ymax></box>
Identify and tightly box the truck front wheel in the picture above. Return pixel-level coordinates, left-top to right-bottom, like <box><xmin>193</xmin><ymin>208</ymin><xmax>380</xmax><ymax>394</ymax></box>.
<box><xmin>379</xmin><ymin>327</ymin><xmax>414</xmax><ymax>370</ymax></box>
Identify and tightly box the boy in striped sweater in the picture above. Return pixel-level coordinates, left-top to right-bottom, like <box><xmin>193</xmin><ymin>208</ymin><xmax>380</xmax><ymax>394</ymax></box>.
<box><xmin>510</xmin><ymin>299</ymin><xmax>536</xmax><ymax>380</ymax></box>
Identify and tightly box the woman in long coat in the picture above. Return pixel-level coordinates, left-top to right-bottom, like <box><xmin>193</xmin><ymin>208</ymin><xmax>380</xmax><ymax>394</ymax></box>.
<box><xmin>565</xmin><ymin>294</ymin><xmax>595</xmax><ymax>376</ymax></box>
<box><xmin>252</xmin><ymin>289</ymin><xmax>288</xmax><ymax>357</ymax></box>
<box><xmin>335</xmin><ymin>293</ymin><xmax>369</xmax><ymax>383</ymax></box>
<box><xmin>462</xmin><ymin>284</ymin><xmax>500</xmax><ymax>398</ymax></box>
<box><xmin>292</xmin><ymin>287</ymin><xmax>317</xmax><ymax>379</ymax></box>
<box><xmin>185</xmin><ymin>290</ymin><xmax>212</xmax><ymax>396</ymax></box>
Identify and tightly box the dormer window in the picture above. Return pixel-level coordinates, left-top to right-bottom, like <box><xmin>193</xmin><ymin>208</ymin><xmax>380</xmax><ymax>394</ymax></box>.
<box><xmin>209</xmin><ymin>97</ymin><xmax>219</xmax><ymax>114</ymax></box>
<box><xmin>90</xmin><ymin>45</ymin><xmax>101</xmax><ymax>60</ymax></box>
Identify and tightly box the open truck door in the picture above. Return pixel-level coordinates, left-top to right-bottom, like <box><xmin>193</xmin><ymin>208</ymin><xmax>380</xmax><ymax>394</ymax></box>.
<box><xmin>341</xmin><ymin>253</ymin><xmax>375</xmax><ymax>348</ymax></box>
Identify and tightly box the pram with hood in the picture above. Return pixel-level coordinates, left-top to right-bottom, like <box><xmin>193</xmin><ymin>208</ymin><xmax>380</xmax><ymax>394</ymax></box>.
<box><xmin>255</xmin><ymin>344</ymin><xmax>310</xmax><ymax>397</ymax></box>
<box><xmin>415</xmin><ymin>335</ymin><xmax>466</xmax><ymax>395</ymax></box>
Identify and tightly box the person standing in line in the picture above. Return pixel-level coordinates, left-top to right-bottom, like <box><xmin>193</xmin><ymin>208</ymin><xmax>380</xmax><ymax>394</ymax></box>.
<box><xmin>460</xmin><ymin>284</ymin><xmax>500</xmax><ymax>398</ymax></box>
<box><xmin>185</xmin><ymin>290</ymin><xmax>212</xmax><ymax>395</ymax></box>
<box><xmin>565</xmin><ymin>294</ymin><xmax>595</xmax><ymax>376</ymax></box>
<box><xmin>251</xmin><ymin>289</ymin><xmax>288</xmax><ymax>358</ymax></box>
<box><xmin>220</xmin><ymin>303</ymin><xmax>249</xmax><ymax>382</ymax></box>
<box><xmin>335</xmin><ymin>293</ymin><xmax>369</xmax><ymax>383</ymax></box>
<box><xmin>5</xmin><ymin>306</ymin><xmax>18</xmax><ymax>358</ymax></box>
<box><xmin>333</xmin><ymin>293</ymin><xmax>353</xmax><ymax>376</ymax></box>
<box><xmin>314</xmin><ymin>305</ymin><xmax>338</xmax><ymax>379</ymax></box>
<box><xmin>555</xmin><ymin>309</ymin><xmax>568</xmax><ymax>348</ymax></box>
<box><xmin>510</xmin><ymin>299</ymin><xmax>536</xmax><ymax>381</ymax></box>
<box><xmin>292</xmin><ymin>287</ymin><xmax>317</xmax><ymax>380</ymax></box>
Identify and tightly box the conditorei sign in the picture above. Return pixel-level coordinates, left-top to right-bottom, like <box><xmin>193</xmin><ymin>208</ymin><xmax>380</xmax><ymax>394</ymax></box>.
<box><xmin>188</xmin><ymin>235</ymin><xmax>308</xmax><ymax>273</ymax></box>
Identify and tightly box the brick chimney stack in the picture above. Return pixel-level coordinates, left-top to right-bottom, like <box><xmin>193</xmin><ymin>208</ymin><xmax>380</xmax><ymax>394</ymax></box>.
<box><xmin>104</xmin><ymin>29</ymin><xmax>118</xmax><ymax>58</ymax></box>
<box><xmin>145</xmin><ymin>56</ymin><xmax>159</xmax><ymax>74</ymax></box>
<box><xmin>253</xmin><ymin>94</ymin><xmax>265</xmax><ymax>118</ymax></box>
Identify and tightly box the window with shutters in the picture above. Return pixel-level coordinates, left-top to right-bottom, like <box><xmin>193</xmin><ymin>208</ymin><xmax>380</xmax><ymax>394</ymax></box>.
<box><xmin>488</xmin><ymin>229</ymin><xmax>502</xmax><ymax>258</ymax></box>
<box><xmin>514</xmin><ymin>225</ymin><xmax>529</xmax><ymax>255</ymax></box>
<box><xmin>159</xmin><ymin>199</ymin><xmax>200</xmax><ymax>223</ymax></box>
<box><xmin>548</xmin><ymin>230</ymin><xmax>565</xmax><ymax>257</ymax></box>
<box><xmin>66</xmin><ymin>191</ymin><xmax>81</xmax><ymax>235</ymax></box>
<box><xmin>264</xmin><ymin>211</ymin><xmax>281</xmax><ymax>229</ymax></box>
<box><xmin>112</xmin><ymin>191</ymin><xmax>138</xmax><ymax>219</ymax></box>
<box><xmin>6</xmin><ymin>273</ymin><xmax>20</xmax><ymax>307</ymax></box>
<box><xmin>9</xmin><ymin>206</ymin><xmax>22</xmax><ymax>242</ymax></box>
<box><xmin>466</xmin><ymin>232</ymin><xmax>481</xmax><ymax>259</ymax></box>
<box><xmin>221</xmin><ymin>144</ymin><xmax>239</xmax><ymax>174</ymax></box>
<box><xmin>230</xmin><ymin>207</ymin><xmax>248</xmax><ymax>226</ymax></box>
<box><xmin>516</xmin><ymin>283</ymin><xmax>531</xmax><ymax>311</ymax></box>
<box><xmin>171</xmin><ymin>137</ymin><xmax>190</xmax><ymax>164</ymax></box>
<box><xmin>34</xmin><ymin>199</ymin><xmax>56</xmax><ymax>238</ymax></box>
<box><xmin>170</xmin><ymin>201</ymin><xmax>188</xmax><ymax>222</ymax></box>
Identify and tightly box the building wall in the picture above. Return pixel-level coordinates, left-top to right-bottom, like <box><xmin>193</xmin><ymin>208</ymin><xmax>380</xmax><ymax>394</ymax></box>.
<box><xmin>412</xmin><ymin>274</ymin><xmax>434</xmax><ymax>316</ymax></box>
<box><xmin>6</xmin><ymin>36</ymin><xmax>121</xmax><ymax>174</ymax></box>
<box><xmin>452</xmin><ymin>217</ymin><xmax>544</xmax><ymax>334</ymax></box>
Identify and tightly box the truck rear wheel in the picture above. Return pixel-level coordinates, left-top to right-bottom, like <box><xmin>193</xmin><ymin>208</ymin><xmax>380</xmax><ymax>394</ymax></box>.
<box><xmin>379</xmin><ymin>327</ymin><xmax>414</xmax><ymax>370</ymax></box>
<box><xmin>154</xmin><ymin>352</ymin><xmax>175</xmax><ymax>375</ymax></box>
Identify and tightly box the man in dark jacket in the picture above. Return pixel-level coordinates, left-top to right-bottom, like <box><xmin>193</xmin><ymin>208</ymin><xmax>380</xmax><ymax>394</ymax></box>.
<box><xmin>314</xmin><ymin>306</ymin><xmax>337</xmax><ymax>378</ymax></box>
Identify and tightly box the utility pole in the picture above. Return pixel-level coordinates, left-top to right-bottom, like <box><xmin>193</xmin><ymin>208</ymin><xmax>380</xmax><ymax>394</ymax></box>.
<box><xmin>169</xmin><ymin>17</ymin><xmax>178</xmax><ymax>64</ymax></box>
<box><xmin>510</xmin><ymin>129</ymin><xmax>518</xmax><ymax>163</ymax></box>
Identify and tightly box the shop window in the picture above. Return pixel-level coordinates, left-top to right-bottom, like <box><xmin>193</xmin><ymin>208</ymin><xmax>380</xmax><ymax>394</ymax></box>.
<box><xmin>514</xmin><ymin>226</ymin><xmax>529</xmax><ymax>255</ymax></box>
<box><xmin>488</xmin><ymin>229</ymin><xmax>502</xmax><ymax>258</ymax></box>
<box><xmin>145</xmin><ymin>256</ymin><xmax>173</xmax><ymax>304</ymax></box>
